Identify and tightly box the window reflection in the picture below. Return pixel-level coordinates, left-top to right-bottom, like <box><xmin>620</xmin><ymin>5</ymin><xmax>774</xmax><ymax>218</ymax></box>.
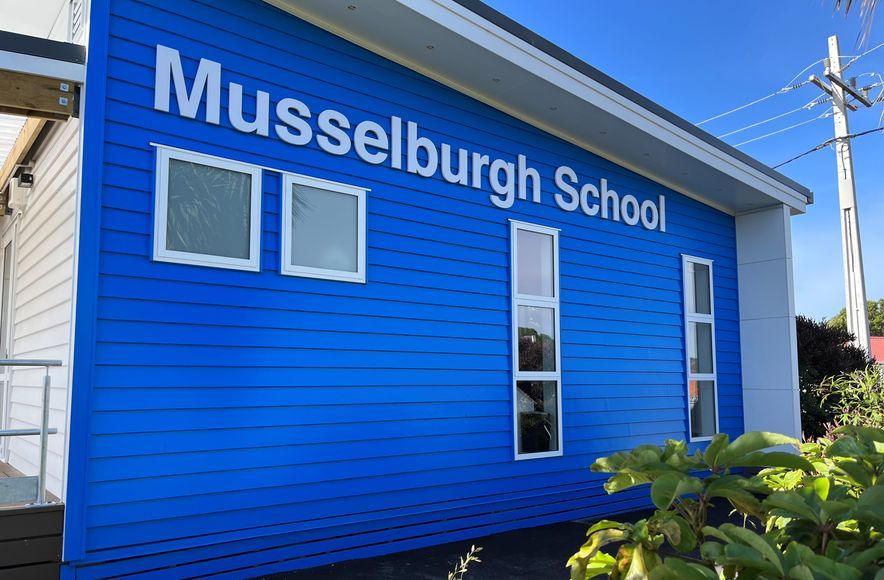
<box><xmin>516</xmin><ymin>380</ymin><xmax>558</xmax><ymax>453</ymax></box>
<box><xmin>690</xmin><ymin>380</ymin><xmax>716</xmax><ymax>438</ymax></box>
<box><xmin>518</xmin><ymin>306</ymin><xmax>556</xmax><ymax>372</ymax></box>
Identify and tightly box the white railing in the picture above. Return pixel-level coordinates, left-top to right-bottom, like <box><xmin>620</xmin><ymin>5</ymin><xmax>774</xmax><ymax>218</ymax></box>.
<box><xmin>0</xmin><ymin>359</ymin><xmax>62</xmax><ymax>505</ymax></box>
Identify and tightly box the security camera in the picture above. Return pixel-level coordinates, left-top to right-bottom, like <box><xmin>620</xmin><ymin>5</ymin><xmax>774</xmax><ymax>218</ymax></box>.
<box><xmin>16</xmin><ymin>173</ymin><xmax>33</xmax><ymax>188</ymax></box>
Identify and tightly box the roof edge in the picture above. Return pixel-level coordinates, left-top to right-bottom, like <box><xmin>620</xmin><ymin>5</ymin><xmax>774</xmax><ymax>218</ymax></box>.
<box><xmin>0</xmin><ymin>30</ymin><xmax>86</xmax><ymax>66</ymax></box>
<box><xmin>450</xmin><ymin>0</ymin><xmax>813</xmax><ymax>205</ymax></box>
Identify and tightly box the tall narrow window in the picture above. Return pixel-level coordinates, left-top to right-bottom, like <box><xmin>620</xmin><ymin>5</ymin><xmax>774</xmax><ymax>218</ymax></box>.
<box><xmin>682</xmin><ymin>255</ymin><xmax>718</xmax><ymax>440</ymax></box>
<box><xmin>153</xmin><ymin>146</ymin><xmax>263</xmax><ymax>272</ymax></box>
<box><xmin>511</xmin><ymin>221</ymin><xmax>562</xmax><ymax>459</ymax></box>
<box><xmin>281</xmin><ymin>173</ymin><xmax>367</xmax><ymax>283</ymax></box>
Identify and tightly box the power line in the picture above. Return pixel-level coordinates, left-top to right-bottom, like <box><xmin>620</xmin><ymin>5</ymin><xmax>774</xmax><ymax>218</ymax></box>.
<box><xmin>697</xmin><ymin>92</ymin><xmax>781</xmax><ymax>126</ymax></box>
<box><xmin>733</xmin><ymin>111</ymin><xmax>831</xmax><ymax>147</ymax></box>
<box><xmin>697</xmin><ymin>60</ymin><xmax>827</xmax><ymax>126</ymax></box>
<box><xmin>772</xmin><ymin>125</ymin><xmax>884</xmax><ymax>168</ymax></box>
<box><xmin>841</xmin><ymin>42</ymin><xmax>884</xmax><ymax>72</ymax></box>
<box><xmin>783</xmin><ymin>59</ymin><xmax>826</xmax><ymax>89</ymax></box>
<box><xmin>717</xmin><ymin>96</ymin><xmax>830</xmax><ymax>138</ymax></box>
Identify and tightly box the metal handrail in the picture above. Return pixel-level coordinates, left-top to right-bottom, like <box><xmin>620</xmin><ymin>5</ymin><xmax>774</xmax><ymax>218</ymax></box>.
<box><xmin>0</xmin><ymin>359</ymin><xmax>62</xmax><ymax>504</ymax></box>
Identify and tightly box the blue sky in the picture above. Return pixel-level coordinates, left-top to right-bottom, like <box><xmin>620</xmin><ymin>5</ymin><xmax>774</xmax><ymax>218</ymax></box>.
<box><xmin>484</xmin><ymin>0</ymin><xmax>883</xmax><ymax>321</ymax></box>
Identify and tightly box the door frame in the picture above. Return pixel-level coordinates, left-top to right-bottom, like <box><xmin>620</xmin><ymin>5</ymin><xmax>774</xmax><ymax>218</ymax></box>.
<box><xmin>0</xmin><ymin>217</ymin><xmax>18</xmax><ymax>460</ymax></box>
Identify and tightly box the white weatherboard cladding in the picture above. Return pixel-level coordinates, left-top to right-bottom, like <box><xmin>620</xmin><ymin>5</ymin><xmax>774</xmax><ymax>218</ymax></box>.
<box><xmin>736</xmin><ymin>205</ymin><xmax>801</xmax><ymax>439</ymax></box>
<box><xmin>0</xmin><ymin>115</ymin><xmax>27</xmax><ymax>167</ymax></box>
<box><xmin>5</xmin><ymin>120</ymin><xmax>79</xmax><ymax>499</ymax></box>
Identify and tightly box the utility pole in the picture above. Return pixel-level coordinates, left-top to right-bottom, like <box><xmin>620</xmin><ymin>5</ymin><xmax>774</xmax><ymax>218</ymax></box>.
<box><xmin>808</xmin><ymin>35</ymin><xmax>872</xmax><ymax>353</ymax></box>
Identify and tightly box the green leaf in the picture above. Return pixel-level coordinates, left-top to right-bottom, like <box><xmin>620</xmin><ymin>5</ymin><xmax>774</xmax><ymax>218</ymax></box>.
<box><xmin>649</xmin><ymin>558</ymin><xmax>719</xmax><ymax>580</ymax></box>
<box><xmin>702</xmin><ymin>433</ymin><xmax>730</xmax><ymax>470</ymax></box>
<box><xmin>827</xmin><ymin>436</ymin><xmax>875</xmax><ymax>461</ymax></box>
<box><xmin>624</xmin><ymin>543</ymin><xmax>661</xmax><ymax>580</ymax></box>
<box><xmin>568</xmin><ymin>536</ymin><xmax>624</xmax><ymax>580</ymax></box>
<box><xmin>786</xmin><ymin>564</ymin><xmax>815</xmax><ymax>580</ymax></box>
<box><xmin>845</xmin><ymin>542</ymin><xmax>884</xmax><ymax>571</ymax></box>
<box><xmin>653</xmin><ymin>512</ymin><xmax>697</xmax><ymax>553</ymax></box>
<box><xmin>804</xmin><ymin>554</ymin><xmax>862</xmax><ymax>580</ymax></box>
<box><xmin>833</xmin><ymin>425</ymin><xmax>884</xmax><ymax>443</ymax></box>
<box><xmin>834</xmin><ymin>459</ymin><xmax>875</xmax><ymax>488</ymax></box>
<box><xmin>585</xmin><ymin>520</ymin><xmax>624</xmax><ymax>536</ymax></box>
<box><xmin>716</xmin><ymin>432</ymin><xmax>799</xmax><ymax>467</ymax></box>
<box><xmin>705</xmin><ymin>476</ymin><xmax>763</xmax><ymax>518</ymax></box>
<box><xmin>583</xmin><ymin>551</ymin><xmax>616</xmax><ymax>579</ymax></box>
<box><xmin>603</xmin><ymin>472</ymin><xmax>652</xmax><ymax>494</ymax></box>
<box><xmin>764</xmin><ymin>492</ymin><xmax>821</xmax><ymax>524</ymax></box>
<box><xmin>855</xmin><ymin>485</ymin><xmax>884</xmax><ymax>529</ymax></box>
<box><xmin>811</xmin><ymin>477</ymin><xmax>830</xmax><ymax>501</ymax></box>
<box><xmin>730</xmin><ymin>451</ymin><xmax>814</xmax><ymax>472</ymax></box>
<box><xmin>718</xmin><ymin>524</ymin><xmax>784</xmax><ymax>575</ymax></box>
<box><xmin>721</xmin><ymin>543</ymin><xmax>782</xmax><ymax>576</ymax></box>
<box><xmin>701</xmin><ymin>525</ymin><xmax>733</xmax><ymax>545</ymax></box>
<box><xmin>650</xmin><ymin>472</ymin><xmax>702</xmax><ymax>510</ymax></box>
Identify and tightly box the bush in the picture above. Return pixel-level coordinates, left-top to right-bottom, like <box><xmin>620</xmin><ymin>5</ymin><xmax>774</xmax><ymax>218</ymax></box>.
<box><xmin>819</xmin><ymin>365</ymin><xmax>884</xmax><ymax>432</ymax></box>
<box><xmin>568</xmin><ymin>428</ymin><xmax>884</xmax><ymax>579</ymax></box>
<box><xmin>797</xmin><ymin>315</ymin><xmax>871</xmax><ymax>439</ymax></box>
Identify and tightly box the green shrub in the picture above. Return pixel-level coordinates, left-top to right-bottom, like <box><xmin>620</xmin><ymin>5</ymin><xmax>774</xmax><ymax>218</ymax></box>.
<box><xmin>797</xmin><ymin>315</ymin><xmax>871</xmax><ymax>439</ymax></box>
<box><xmin>567</xmin><ymin>428</ymin><xmax>884</xmax><ymax>579</ymax></box>
<box><xmin>819</xmin><ymin>365</ymin><xmax>884</xmax><ymax>432</ymax></box>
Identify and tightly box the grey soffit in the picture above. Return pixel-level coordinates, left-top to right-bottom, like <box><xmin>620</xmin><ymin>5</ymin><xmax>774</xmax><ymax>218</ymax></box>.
<box><xmin>451</xmin><ymin>0</ymin><xmax>814</xmax><ymax>205</ymax></box>
<box><xmin>0</xmin><ymin>30</ymin><xmax>86</xmax><ymax>65</ymax></box>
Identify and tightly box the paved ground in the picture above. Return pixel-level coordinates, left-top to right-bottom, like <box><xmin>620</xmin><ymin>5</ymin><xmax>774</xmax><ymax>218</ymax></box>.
<box><xmin>266</xmin><ymin>503</ymin><xmax>741</xmax><ymax>579</ymax></box>
<box><xmin>267</xmin><ymin>507</ymin><xmax>657</xmax><ymax>580</ymax></box>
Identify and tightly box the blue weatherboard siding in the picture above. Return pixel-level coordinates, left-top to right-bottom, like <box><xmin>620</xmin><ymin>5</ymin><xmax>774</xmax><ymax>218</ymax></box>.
<box><xmin>66</xmin><ymin>0</ymin><xmax>743</xmax><ymax>576</ymax></box>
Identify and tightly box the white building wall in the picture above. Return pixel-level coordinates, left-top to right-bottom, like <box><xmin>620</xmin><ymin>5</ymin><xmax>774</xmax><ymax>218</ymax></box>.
<box><xmin>4</xmin><ymin>119</ymin><xmax>79</xmax><ymax>499</ymax></box>
<box><xmin>736</xmin><ymin>204</ymin><xmax>802</xmax><ymax>439</ymax></box>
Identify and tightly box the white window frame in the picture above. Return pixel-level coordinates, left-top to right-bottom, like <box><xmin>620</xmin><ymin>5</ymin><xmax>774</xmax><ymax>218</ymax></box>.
<box><xmin>153</xmin><ymin>146</ymin><xmax>263</xmax><ymax>272</ymax></box>
<box><xmin>280</xmin><ymin>173</ymin><xmax>367</xmax><ymax>284</ymax></box>
<box><xmin>511</xmin><ymin>219</ymin><xmax>563</xmax><ymax>460</ymax></box>
<box><xmin>682</xmin><ymin>254</ymin><xmax>719</xmax><ymax>442</ymax></box>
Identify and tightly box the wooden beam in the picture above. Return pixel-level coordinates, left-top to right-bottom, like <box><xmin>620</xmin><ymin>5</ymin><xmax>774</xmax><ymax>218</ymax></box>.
<box><xmin>0</xmin><ymin>69</ymin><xmax>75</xmax><ymax>119</ymax></box>
<box><xmin>0</xmin><ymin>117</ymin><xmax>47</xmax><ymax>189</ymax></box>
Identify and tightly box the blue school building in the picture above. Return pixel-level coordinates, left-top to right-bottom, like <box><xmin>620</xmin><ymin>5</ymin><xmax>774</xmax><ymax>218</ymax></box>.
<box><xmin>0</xmin><ymin>1</ymin><xmax>811</xmax><ymax>577</ymax></box>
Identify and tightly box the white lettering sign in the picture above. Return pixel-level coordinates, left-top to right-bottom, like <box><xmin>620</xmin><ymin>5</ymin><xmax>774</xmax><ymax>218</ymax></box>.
<box><xmin>153</xmin><ymin>45</ymin><xmax>666</xmax><ymax>232</ymax></box>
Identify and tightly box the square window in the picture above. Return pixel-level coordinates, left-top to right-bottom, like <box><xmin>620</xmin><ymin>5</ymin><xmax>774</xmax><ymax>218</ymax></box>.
<box><xmin>153</xmin><ymin>147</ymin><xmax>262</xmax><ymax>271</ymax></box>
<box><xmin>281</xmin><ymin>174</ymin><xmax>367</xmax><ymax>283</ymax></box>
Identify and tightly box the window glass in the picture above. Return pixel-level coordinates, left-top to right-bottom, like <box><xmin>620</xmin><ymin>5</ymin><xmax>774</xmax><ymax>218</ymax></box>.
<box><xmin>518</xmin><ymin>306</ymin><xmax>556</xmax><ymax>372</ymax></box>
<box><xmin>688</xmin><ymin>321</ymin><xmax>714</xmax><ymax>374</ymax></box>
<box><xmin>516</xmin><ymin>380</ymin><xmax>559</xmax><ymax>454</ymax></box>
<box><xmin>690</xmin><ymin>380</ymin><xmax>717</xmax><ymax>438</ymax></box>
<box><xmin>166</xmin><ymin>159</ymin><xmax>252</xmax><ymax>259</ymax></box>
<box><xmin>517</xmin><ymin>229</ymin><xmax>554</xmax><ymax>297</ymax></box>
<box><xmin>289</xmin><ymin>184</ymin><xmax>358</xmax><ymax>273</ymax></box>
<box><xmin>691</xmin><ymin>262</ymin><xmax>712</xmax><ymax>315</ymax></box>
